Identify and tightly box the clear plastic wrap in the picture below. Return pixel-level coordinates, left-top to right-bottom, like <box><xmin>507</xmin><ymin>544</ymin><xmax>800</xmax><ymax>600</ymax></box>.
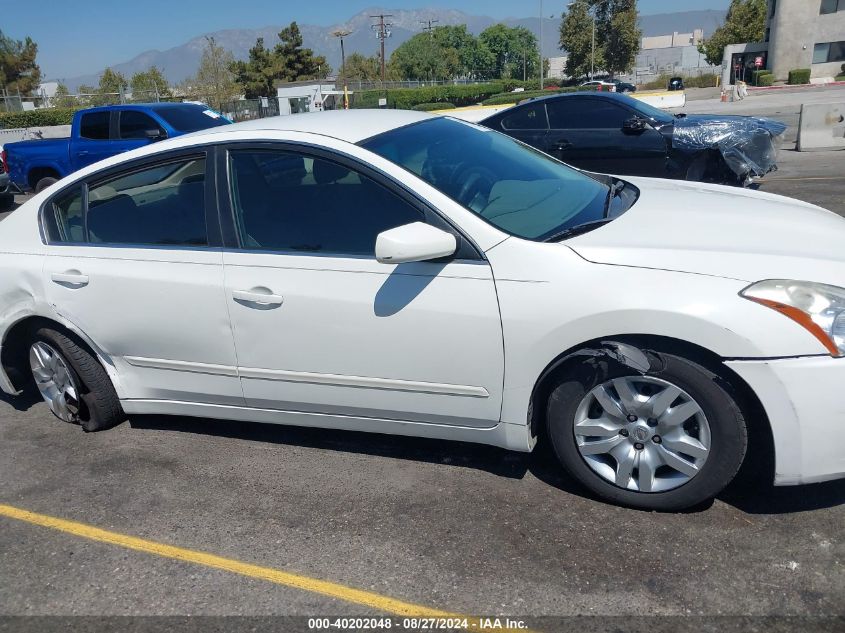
<box><xmin>673</xmin><ymin>116</ymin><xmax>787</xmax><ymax>178</ymax></box>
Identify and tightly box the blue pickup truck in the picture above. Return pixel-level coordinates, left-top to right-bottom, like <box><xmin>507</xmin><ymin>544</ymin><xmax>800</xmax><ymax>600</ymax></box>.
<box><xmin>3</xmin><ymin>103</ymin><xmax>231</xmax><ymax>193</ymax></box>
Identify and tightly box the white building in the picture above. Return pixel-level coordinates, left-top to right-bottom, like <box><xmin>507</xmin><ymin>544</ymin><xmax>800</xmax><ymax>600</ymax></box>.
<box><xmin>276</xmin><ymin>81</ymin><xmax>351</xmax><ymax>116</ymax></box>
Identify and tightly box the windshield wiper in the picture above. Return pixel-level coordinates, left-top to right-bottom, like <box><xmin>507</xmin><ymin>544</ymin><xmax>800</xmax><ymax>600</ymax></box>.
<box><xmin>604</xmin><ymin>179</ymin><xmax>625</xmax><ymax>214</ymax></box>
<box><xmin>543</xmin><ymin>218</ymin><xmax>615</xmax><ymax>242</ymax></box>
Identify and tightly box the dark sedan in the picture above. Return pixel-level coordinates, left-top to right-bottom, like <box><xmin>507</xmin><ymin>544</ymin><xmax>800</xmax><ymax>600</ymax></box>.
<box><xmin>481</xmin><ymin>92</ymin><xmax>786</xmax><ymax>185</ymax></box>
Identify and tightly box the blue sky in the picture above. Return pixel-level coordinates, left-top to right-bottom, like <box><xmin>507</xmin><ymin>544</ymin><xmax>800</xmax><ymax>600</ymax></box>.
<box><xmin>3</xmin><ymin>0</ymin><xmax>730</xmax><ymax>79</ymax></box>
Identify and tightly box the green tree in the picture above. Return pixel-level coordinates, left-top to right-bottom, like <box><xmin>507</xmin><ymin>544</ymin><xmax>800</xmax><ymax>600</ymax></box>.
<box><xmin>560</xmin><ymin>1</ymin><xmax>601</xmax><ymax>79</ymax></box>
<box><xmin>698</xmin><ymin>0</ymin><xmax>766</xmax><ymax>67</ymax></box>
<box><xmin>192</xmin><ymin>36</ymin><xmax>240</xmax><ymax>110</ymax></box>
<box><xmin>343</xmin><ymin>53</ymin><xmax>381</xmax><ymax>82</ymax></box>
<box><xmin>76</xmin><ymin>83</ymin><xmax>98</xmax><ymax>107</ymax></box>
<box><xmin>389</xmin><ymin>32</ymin><xmax>460</xmax><ymax>81</ymax></box>
<box><xmin>130</xmin><ymin>66</ymin><xmax>171</xmax><ymax>100</ymax></box>
<box><xmin>431</xmin><ymin>25</ymin><xmax>494</xmax><ymax>79</ymax></box>
<box><xmin>230</xmin><ymin>37</ymin><xmax>276</xmax><ymax>99</ymax></box>
<box><xmin>274</xmin><ymin>22</ymin><xmax>329</xmax><ymax>82</ymax></box>
<box><xmin>51</xmin><ymin>83</ymin><xmax>77</xmax><ymax>108</ymax></box>
<box><xmin>479</xmin><ymin>24</ymin><xmax>539</xmax><ymax>79</ymax></box>
<box><xmin>0</xmin><ymin>30</ymin><xmax>41</xmax><ymax>95</ymax></box>
<box><xmin>603</xmin><ymin>2</ymin><xmax>641</xmax><ymax>77</ymax></box>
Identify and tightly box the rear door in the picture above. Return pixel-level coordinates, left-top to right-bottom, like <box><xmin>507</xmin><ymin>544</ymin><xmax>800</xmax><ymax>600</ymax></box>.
<box><xmin>72</xmin><ymin>111</ymin><xmax>117</xmax><ymax>170</ymax></box>
<box><xmin>544</xmin><ymin>97</ymin><xmax>668</xmax><ymax>175</ymax></box>
<box><xmin>42</xmin><ymin>149</ymin><xmax>243</xmax><ymax>406</ymax></box>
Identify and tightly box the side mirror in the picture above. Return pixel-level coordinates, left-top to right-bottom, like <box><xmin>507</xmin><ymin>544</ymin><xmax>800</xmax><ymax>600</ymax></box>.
<box><xmin>145</xmin><ymin>129</ymin><xmax>166</xmax><ymax>141</ymax></box>
<box><xmin>623</xmin><ymin>117</ymin><xmax>647</xmax><ymax>133</ymax></box>
<box><xmin>376</xmin><ymin>222</ymin><xmax>457</xmax><ymax>264</ymax></box>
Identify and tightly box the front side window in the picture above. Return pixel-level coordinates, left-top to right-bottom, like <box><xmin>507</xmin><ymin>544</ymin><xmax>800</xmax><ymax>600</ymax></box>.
<box><xmin>119</xmin><ymin>111</ymin><xmax>164</xmax><ymax>139</ymax></box>
<box><xmin>79</xmin><ymin>111</ymin><xmax>110</xmax><ymax>140</ymax></box>
<box><xmin>228</xmin><ymin>149</ymin><xmax>424</xmax><ymax>255</ymax></box>
<box><xmin>547</xmin><ymin>98</ymin><xmax>631</xmax><ymax>129</ymax></box>
<box><xmin>85</xmin><ymin>157</ymin><xmax>207</xmax><ymax>245</ymax></box>
<box><xmin>361</xmin><ymin>117</ymin><xmax>612</xmax><ymax>241</ymax></box>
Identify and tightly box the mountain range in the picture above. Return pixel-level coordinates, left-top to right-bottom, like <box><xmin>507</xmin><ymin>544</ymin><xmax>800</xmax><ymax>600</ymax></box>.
<box><xmin>56</xmin><ymin>7</ymin><xmax>727</xmax><ymax>90</ymax></box>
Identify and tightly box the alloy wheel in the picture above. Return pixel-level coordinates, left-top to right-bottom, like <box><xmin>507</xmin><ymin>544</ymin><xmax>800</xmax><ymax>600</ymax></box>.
<box><xmin>29</xmin><ymin>341</ymin><xmax>81</xmax><ymax>423</ymax></box>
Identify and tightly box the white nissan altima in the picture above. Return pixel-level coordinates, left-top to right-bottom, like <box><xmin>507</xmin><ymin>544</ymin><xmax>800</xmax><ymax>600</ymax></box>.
<box><xmin>1</xmin><ymin>110</ymin><xmax>843</xmax><ymax>510</ymax></box>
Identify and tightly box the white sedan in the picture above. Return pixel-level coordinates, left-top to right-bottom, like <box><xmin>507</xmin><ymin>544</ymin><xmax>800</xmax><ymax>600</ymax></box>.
<box><xmin>1</xmin><ymin>110</ymin><xmax>843</xmax><ymax>510</ymax></box>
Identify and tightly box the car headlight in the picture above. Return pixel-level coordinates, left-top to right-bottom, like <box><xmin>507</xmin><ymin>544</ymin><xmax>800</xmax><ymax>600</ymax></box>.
<box><xmin>740</xmin><ymin>280</ymin><xmax>845</xmax><ymax>357</ymax></box>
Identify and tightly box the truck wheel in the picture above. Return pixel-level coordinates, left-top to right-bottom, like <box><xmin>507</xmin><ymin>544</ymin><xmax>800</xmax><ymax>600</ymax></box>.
<box><xmin>34</xmin><ymin>177</ymin><xmax>58</xmax><ymax>193</ymax></box>
<box><xmin>0</xmin><ymin>193</ymin><xmax>12</xmax><ymax>211</ymax></box>
<box><xmin>546</xmin><ymin>352</ymin><xmax>747</xmax><ymax>511</ymax></box>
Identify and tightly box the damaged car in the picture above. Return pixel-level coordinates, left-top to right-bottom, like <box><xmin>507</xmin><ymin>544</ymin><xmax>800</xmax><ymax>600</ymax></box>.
<box><xmin>0</xmin><ymin>111</ymin><xmax>842</xmax><ymax>511</ymax></box>
<box><xmin>481</xmin><ymin>92</ymin><xmax>786</xmax><ymax>186</ymax></box>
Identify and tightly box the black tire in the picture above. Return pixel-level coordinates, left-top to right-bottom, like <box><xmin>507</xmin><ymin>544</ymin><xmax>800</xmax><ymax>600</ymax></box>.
<box><xmin>546</xmin><ymin>352</ymin><xmax>747</xmax><ymax>511</ymax></box>
<box><xmin>685</xmin><ymin>154</ymin><xmax>710</xmax><ymax>182</ymax></box>
<box><xmin>0</xmin><ymin>193</ymin><xmax>13</xmax><ymax>211</ymax></box>
<box><xmin>31</xmin><ymin>327</ymin><xmax>125</xmax><ymax>432</ymax></box>
<box><xmin>34</xmin><ymin>176</ymin><xmax>58</xmax><ymax>193</ymax></box>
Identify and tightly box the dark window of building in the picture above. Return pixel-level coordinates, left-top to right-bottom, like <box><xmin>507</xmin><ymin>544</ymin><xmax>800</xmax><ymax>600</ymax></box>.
<box><xmin>813</xmin><ymin>41</ymin><xmax>845</xmax><ymax>64</ymax></box>
<box><xmin>770</xmin><ymin>0</ymin><xmax>777</xmax><ymax>18</ymax></box>
<box><xmin>820</xmin><ymin>0</ymin><xmax>845</xmax><ymax>14</ymax></box>
<box><xmin>79</xmin><ymin>111</ymin><xmax>110</xmax><ymax>140</ymax></box>
<box><xmin>228</xmin><ymin>149</ymin><xmax>424</xmax><ymax>255</ymax></box>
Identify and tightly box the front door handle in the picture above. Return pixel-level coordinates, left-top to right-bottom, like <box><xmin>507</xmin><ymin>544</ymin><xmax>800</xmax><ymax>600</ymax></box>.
<box><xmin>232</xmin><ymin>288</ymin><xmax>284</xmax><ymax>308</ymax></box>
<box><xmin>51</xmin><ymin>271</ymin><xmax>89</xmax><ymax>287</ymax></box>
<box><xmin>77</xmin><ymin>150</ymin><xmax>90</xmax><ymax>156</ymax></box>
<box><xmin>551</xmin><ymin>140</ymin><xmax>573</xmax><ymax>151</ymax></box>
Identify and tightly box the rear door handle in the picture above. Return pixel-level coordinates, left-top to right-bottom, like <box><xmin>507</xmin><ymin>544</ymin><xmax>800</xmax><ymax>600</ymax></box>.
<box><xmin>232</xmin><ymin>288</ymin><xmax>284</xmax><ymax>307</ymax></box>
<box><xmin>551</xmin><ymin>140</ymin><xmax>573</xmax><ymax>151</ymax></box>
<box><xmin>51</xmin><ymin>271</ymin><xmax>89</xmax><ymax>287</ymax></box>
<box><xmin>77</xmin><ymin>150</ymin><xmax>89</xmax><ymax>156</ymax></box>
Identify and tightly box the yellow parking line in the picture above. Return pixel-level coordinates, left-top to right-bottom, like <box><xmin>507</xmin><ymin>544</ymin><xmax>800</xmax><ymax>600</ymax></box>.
<box><xmin>0</xmin><ymin>503</ymin><xmax>458</xmax><ymax>619</ymax></box>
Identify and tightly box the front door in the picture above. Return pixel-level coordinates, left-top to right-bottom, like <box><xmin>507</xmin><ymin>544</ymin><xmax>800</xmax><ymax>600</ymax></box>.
<box><xmin>221</xmin><ymin>146</ymin><xmax>504</xmax><ymax>427</ymax></box>
<box><xmin>41</xmin><ymin>151</ymin><xmax>243</xmax><ymax>405</ymax></box>
<box><xmin>544</xmin><ymin>97</ymin><xmax>668</xmax><ymax>176</ymax></box>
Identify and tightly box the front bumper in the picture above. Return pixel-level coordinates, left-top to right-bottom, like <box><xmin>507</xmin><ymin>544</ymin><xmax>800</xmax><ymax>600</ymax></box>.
<box><xmin>726</xmin><ymin>355</ymin><xmax>845</xmax><ymax>485</ymax></box>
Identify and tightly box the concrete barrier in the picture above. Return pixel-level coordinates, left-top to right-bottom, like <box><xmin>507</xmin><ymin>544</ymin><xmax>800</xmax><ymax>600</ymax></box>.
<box><xmin>631</xmin><ymin>90</ymin><xmax>686</xmax><ymax>110</ymax></box>
<box><xmin>797</xmin><ymin>102</ymin><xmax>845</xmax><ymax>152</ymax></box>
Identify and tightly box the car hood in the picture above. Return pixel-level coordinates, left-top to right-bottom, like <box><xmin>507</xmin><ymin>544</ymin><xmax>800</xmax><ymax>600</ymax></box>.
<box><xmin>565</xmin><ymin>176</ymin><xmax>845</xmax><ymax>286</ymax></box>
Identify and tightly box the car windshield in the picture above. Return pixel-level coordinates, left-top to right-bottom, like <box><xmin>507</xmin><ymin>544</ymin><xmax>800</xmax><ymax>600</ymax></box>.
<box><xmin>151</xmin><ymin>106</ymin><xmax>232</xmax><ymax>133</ymax></box>
<box><xmin>360</xmin><ymin>117</ymin><xmax>615</xmax><ymax>241</ymax></box>
<box><xmin>628</xmin><ymin>97</ymin><xmax>674</xmax><ymax>125</ymax></box>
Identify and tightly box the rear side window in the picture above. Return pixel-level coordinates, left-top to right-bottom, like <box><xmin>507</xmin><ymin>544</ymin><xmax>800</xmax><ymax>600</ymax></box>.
<box><xmin>501</xmin><ymin>102</ymin><xmax>549</xmax><ymax>131</ymax></box>
<box><xmin>79</xmin><ymin>111</ymin><xmax>110</xmax><ymax>140</ymax></box>
<box><xmin>45</xmin><ymin>157</ymin><xmax>208</xmax><ymax>247</ymax></box>
<box><xmin>45</xmin><ymin>186</ymin><xmax>85</xmax><ymax>243</ymax></box>
<box><xmin>119</xmin><ymin>111</ymin><xmax>164</xmax><ymax>139</ymax></box>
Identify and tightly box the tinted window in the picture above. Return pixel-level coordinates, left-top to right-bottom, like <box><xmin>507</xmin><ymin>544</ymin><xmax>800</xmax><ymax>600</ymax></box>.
<box><xmin>152</xmin><ymin>106</ymin><xmax>231</xmax><ymax>132</ymax></box>
<box><xmin>120</xmin><ymin>110</ymin><xmax>164</xmax><ymax>139</ymax></box>
<box><xmin>46</xmin><ymin>186</ymin><xmax>85</xmax><ymax>243</ymax></box>
<box><xmin>547</xmin><ymin>98</ymin><xmax>631</xmax><ymax>129</ymax></box>
<box><xmin>501</xmin><ymin>102</ymin><xmax>548</xmax><ymax>130</ymax></box>
<box><xmin>79</xmin><ymin>111</ymin><xmax>110</xmax><ymax>140</ymax></box>
<box><xmin>229</xmin><ymin>149</ymin><xmax>424</xmax><ymax>255</ymax></box>
<box><xmin>86</xmin><ymin>157</ymin><xmax>207</xmax><ymax>246</ymax></box>
<box><xmin>361</xmin><ymin>118</ymin><xmax>610</xmax><ymax>241</ymax></box>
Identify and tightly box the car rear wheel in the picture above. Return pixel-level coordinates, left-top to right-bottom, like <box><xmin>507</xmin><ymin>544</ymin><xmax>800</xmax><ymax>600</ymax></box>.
<box><xmin>29</xmin><ymin>327</ymin><xmax>125</xmax><ymax>432</ymax></box>
<box><xmin>34</xmin><ymin>176</ymin><xmax>58</xmax><ymax>193</ymax></box>
<box><xmin>546</xmin><ymin>352</ymin><xmax>747</xmax><ymax>510</ymax></box>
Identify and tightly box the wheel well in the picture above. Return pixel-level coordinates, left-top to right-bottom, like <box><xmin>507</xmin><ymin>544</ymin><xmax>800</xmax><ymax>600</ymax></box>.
<box><xmin>27</xmin><ymin>167</ymin><xmax>60</xmax><ymax>190</ymax></box>
<box><xmin>1</xmin><ymin>316</ymin><xmax>100</xmax><ymax>392</ymax></box>
<box><xmin>530</xmin><ymin>334</ymin><xmax>774</xmax><ymax>478</ymax></box>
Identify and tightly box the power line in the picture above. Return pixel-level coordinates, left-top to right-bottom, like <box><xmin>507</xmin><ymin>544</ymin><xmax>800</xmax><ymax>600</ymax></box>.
<box><xmin>420</xmin><ymin>19</ymin><xmax>439</xmax><ymax>37</ymax></box>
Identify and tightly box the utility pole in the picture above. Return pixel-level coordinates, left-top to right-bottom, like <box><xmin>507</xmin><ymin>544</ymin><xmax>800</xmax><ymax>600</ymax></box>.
<box><xmin>420</xmin><ymin>19</ymin><xmax>439</xmax><ymax>37</ymax></box>
<box><xmin>539</xmin><ymin>0</ymin><xmax>544</xmax><ymax>89</ymax></box>
<box><xmin>371</xmin><ymin>14</ymin><xmax>393</xmax><ymax>83</ymax></box>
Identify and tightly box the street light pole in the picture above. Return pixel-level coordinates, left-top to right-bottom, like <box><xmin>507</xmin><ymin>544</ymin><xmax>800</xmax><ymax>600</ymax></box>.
<box><xmin>590</xmin><ymin>12</ymin><xmax>595</xmax><ymax>80</ymax></box>
<box><xmin>539</xmin><ymin>0</ymin><xmax>544</xmax><ymax>89</ymax></box>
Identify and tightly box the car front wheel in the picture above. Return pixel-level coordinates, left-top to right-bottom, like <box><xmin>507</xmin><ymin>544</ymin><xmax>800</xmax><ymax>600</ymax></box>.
<box><xmin>547</xmin><ymin>352</ymin><xmax>748</xmax><ymax>510</ymax></box>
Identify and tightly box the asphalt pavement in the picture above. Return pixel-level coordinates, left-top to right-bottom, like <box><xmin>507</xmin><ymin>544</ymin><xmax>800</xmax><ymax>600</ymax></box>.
<box><xmin>0</xmin><ymin>89</ymin><xmax>843</xmax><ymax>627</ymax></box>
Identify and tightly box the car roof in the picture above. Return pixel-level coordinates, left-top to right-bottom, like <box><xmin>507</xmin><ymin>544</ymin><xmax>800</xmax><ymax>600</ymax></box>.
<box><xmin>523</xmin><ymin>91</ymin><xmax>636</xmax><ymax>106</ymax></box>
<box><xmin>186</xmin><ymin>109</ymin><xmax>434</xmax><ymax>144</ymax></box>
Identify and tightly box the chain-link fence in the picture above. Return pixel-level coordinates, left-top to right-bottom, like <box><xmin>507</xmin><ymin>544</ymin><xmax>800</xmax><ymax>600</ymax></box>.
<box><xmin>0</xmin><ymin>88</ymin><xmax>173</xmax><ymax>112</ymax></box>
<box><xmin>217</xmin><ymin>98</ymin><xmax>280</xmax><ymax>122</ymax></box>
